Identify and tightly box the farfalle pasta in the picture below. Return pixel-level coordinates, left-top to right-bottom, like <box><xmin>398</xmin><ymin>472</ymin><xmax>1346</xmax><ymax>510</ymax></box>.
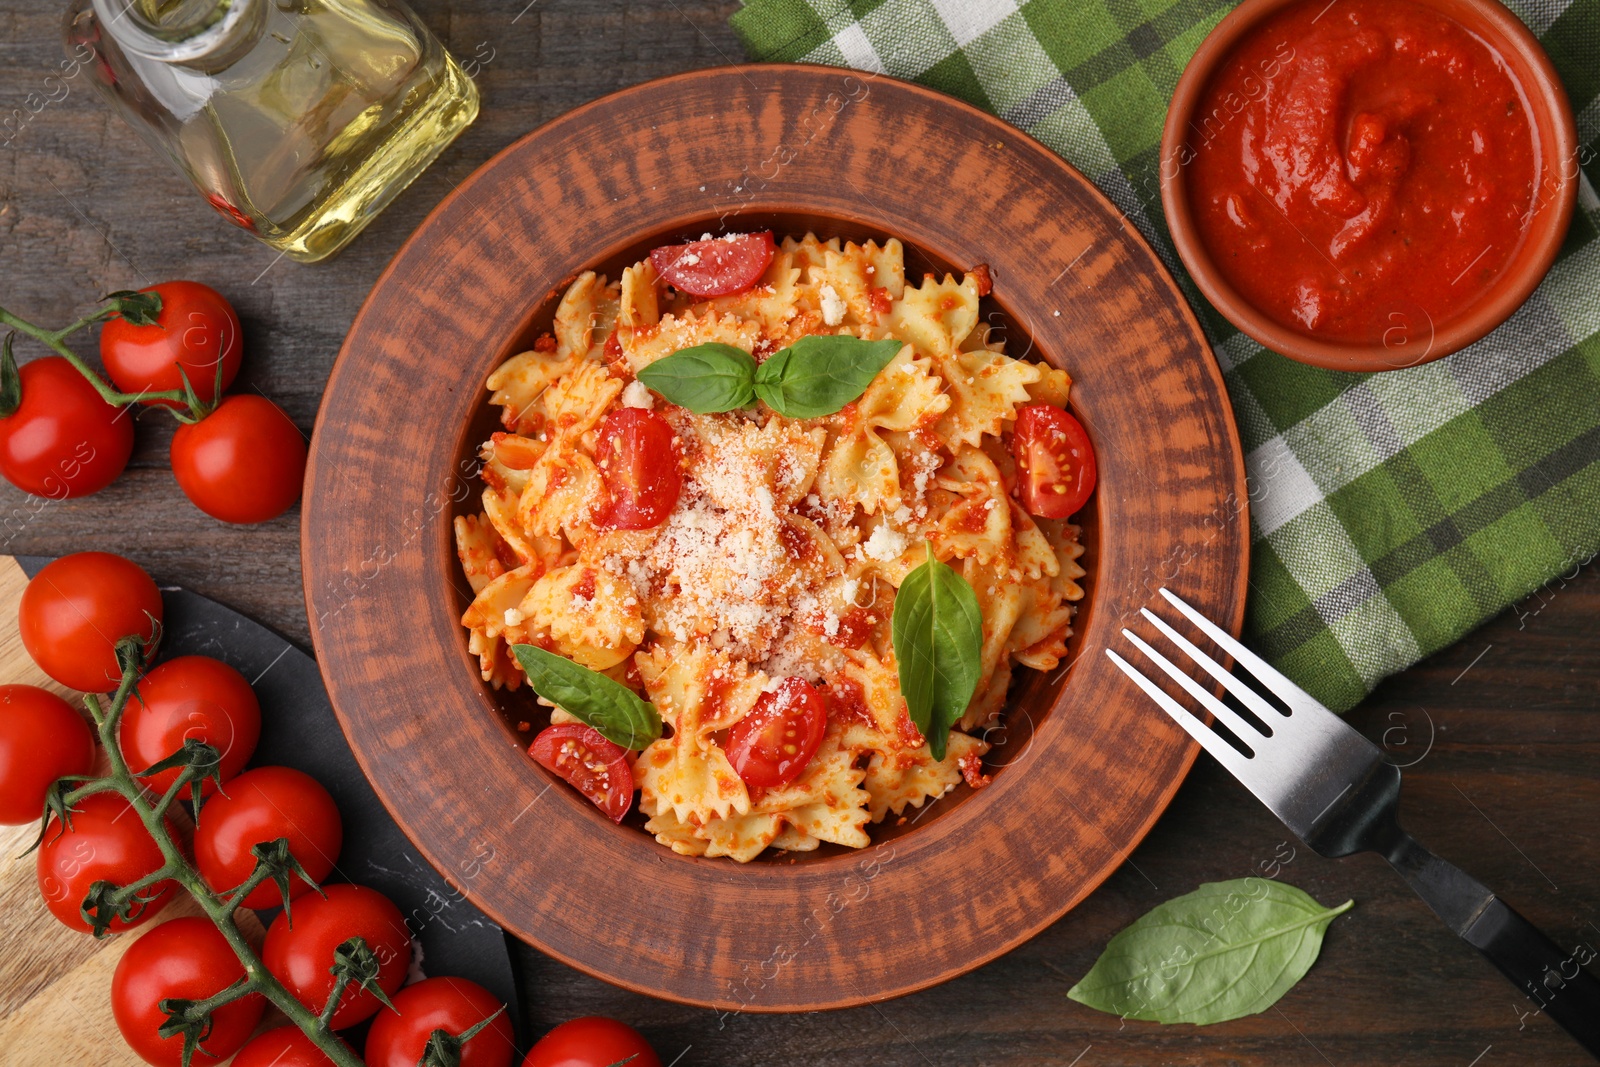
<box><xmin>455</xmin><ymin>232</ymin><xmax>1088</xmax><ymax>861</ymax></box>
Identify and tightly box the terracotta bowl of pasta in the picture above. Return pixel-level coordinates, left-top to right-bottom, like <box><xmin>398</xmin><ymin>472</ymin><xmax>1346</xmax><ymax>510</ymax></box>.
<box><xmin>303</xmin><ymin>65</ymin><xmax>1249</xmax><ymax>1011</ymax></box>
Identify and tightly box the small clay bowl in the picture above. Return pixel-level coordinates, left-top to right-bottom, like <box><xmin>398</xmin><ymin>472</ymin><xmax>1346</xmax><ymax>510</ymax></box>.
<box><xmin>1161</xmin><ymin>0</ymin><xmax>1578</xmax><ymax>372</ymax></box>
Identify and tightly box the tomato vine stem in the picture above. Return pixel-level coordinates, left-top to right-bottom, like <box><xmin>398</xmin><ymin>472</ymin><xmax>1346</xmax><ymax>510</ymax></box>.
<box><xmin>68</xmin><ymin>636</ymin><xmax>369</xmax><ymax>1067</ymax></box>
<box><xmin>0</xmin><ymin>303</ymin><xmax>187</xmax><ymax>410</ymax></box>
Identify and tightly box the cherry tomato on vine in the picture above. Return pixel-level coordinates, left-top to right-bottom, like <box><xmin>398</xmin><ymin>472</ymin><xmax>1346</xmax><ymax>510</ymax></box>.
<box><xmin>528</xmin><ymin>724</ymin><xmax>633</xmax><ymax>823</ymax></box>
<box><xmin>365</xmin><ymin>977</ymin><xmax>516</xmax><ymax>1067</ymax></box>
<box><xmin>111</xmin><ymin>916</ymin><xmax>264</xmax><ymax>1067</ymax></box>
<box><xmin>119</xmin><ymin>655</ymin><xmax>260</xmax><ymax>797</ymax></box>
<box><xmin>648</xmin><ymin>231</ymin><xmax>775</xmax><ymax>297</ymax></box>
<box><xmin>0</xmin><ymin>356</ymin><xmax>133</xmax><ymax>498</ymax></box>
<box><xmin>262</xmin><ymin>883</ymin><xmax>411</xmax><ymax>1029</ymax></box>
<box><xmin>194</xmin><ymin>765</ymin><xmax>341</xmax><ymax>909</ymax></box>
<box><xmin>170</xmin><ymin>393</ymin><xmax>306</xmax><ymax>524</ymax></box>
<box><xmin>35</xmin><ymin>791</ymin><xmax>176</xmax><ymax>933</ymax></box>
<box><xmin>0</xmin><ymin>685</ymin><xmax>94</xmax><ymax>825</ymax></box>
<box><xmin>231</xmin><ymin>1027</ymin><xmax>348</xmax><ymax>1067</ymax></box>
<box><xmin>99</xmin><ymin>281</ymin><xmax>242</xmax><ymax>408</ymax></box>
<box><xmin>595</xmin><ymin>408</ymin><xmax>681</xmax><ymax>530</ymax></box>
<box><xmin>1011</xmin><ymin>402</ymin><xmax>1097</xmax><ymax>519</ymax></box>
<box><xmin>522</xmin><ymin>1017</ymin><xmax>661</xmax><ymax>1067</ymax></box>
<box><xmin>19</xmin><ymin>551</ymin><xmax>162</xmax><ymax>693</ymax></box>
<box><xmin>725</xmin><ymin>677</ymin><xmax>827</xmax><ymax>790</ymax></box>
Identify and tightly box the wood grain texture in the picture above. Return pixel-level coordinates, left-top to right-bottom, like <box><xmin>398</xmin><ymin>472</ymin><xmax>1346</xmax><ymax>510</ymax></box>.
<box><xmin>301</xmin><ymin>65</ymin><xmax>1250</xmax><ymax>1011</ymax></box>
<box><xmin>0</xmin><ymin>557</ymin><xmax>267</xmax><ymax>1066</ymax></box>
<box><xmin>0</xmin><ymin>1</ymin><xmax>1593</xmax><ymax>1060</ymax></box>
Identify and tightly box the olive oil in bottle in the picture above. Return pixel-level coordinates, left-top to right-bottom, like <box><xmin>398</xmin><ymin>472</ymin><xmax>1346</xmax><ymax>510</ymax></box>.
<box><xmin>65</xmin><ymin>0</ymin><xmax>479</xmax><ymax>262</ymax></box>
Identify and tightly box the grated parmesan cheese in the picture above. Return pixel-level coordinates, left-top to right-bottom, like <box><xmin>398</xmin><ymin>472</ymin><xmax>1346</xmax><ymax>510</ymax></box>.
<box><xmin>503</xmin><ymin>608</ymin><xmax>524</xmax><ymax>627</ymax></box>
<box><xmin>862</xmin><ymin>523</ymin><xmax>909</xmax><ymax>562</ymax></box>
<box><xmin>819</xmin><ymin>284</ymin><xmax>846</xmax><ymax>326</ymax></box>
<box><xmin>621</xmin><ymin>380</ymin><xmax>654</xmax><ymax>409</ymax></box>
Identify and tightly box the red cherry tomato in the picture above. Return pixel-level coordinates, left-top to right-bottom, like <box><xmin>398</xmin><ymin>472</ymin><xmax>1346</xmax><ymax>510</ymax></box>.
<box><xmin>725</xmin><ymin>678</ymin><xmax>827</xmax><ymax>789</ymax></box>
<box><xmin>1011</xmin><ymin>402</ymin><xmax>1097</xmax><ymax>519</ymax></box>
<box><xmin>19</xmin><ymin>551</ymin><xmax>163</xmax><ymax>693</ymax></box>
<box><xmin>0</xmin><ymin>684</ymin><xmax>95</xmax><ymax>825</ymax></box>
<box><xmin>263</xmin><ymin>883</ymin><xmax>412</xmax><ymax>1029</ymax></box>
<box><xmin>0</xmin><ymin>356</ymin><xmax>133</xmax><ymax>498</ymax></box>
<box><xmin>194</xmin><ymin>766</ymin><xmax>341</xmax><ymax>910</ymax></box>
<box><xmin>35</xmin><ymin>791</ymin><xmax>177</xmax><ymax>933</ymax></box>
<box><xmin>231</xmin><ymin>1027</ymin><xmax>347</xmax><ymax>1067</ymax></box>
<box><xmin>648</xmin><ymin>231</ymin><xmax>775</xmax><ymax>297</ymax></box>
<box><xmin>170</xmin><ymin>393</ymin><xmax>307</xmax><ymax>524</ymax></box>
<box><xmin>119</xmin><ymin>655</ymin><xmax>260</xmax><ymax>797</ymax></box>
<box><xmin>111</xmin><ymin>916</ymin><xmax>264</xmax><ymax>1067</ymax></box>
<box><xmin>99</xmin><ymin>281</ymin><xmax>242</xmax><ymax>408</ymax></box>
<box><xmin>595</xmin><ymin>407</ymin><xmax>681</xmax><ymax>530</ymax></box>
<box><xmin>523</xmin><ymin>1017</ymin><xmax>661</xmax><ymax>1067</ymax></box>
<box><xmin>528</xmin><ymin>724</ymin><xmax>633</xmax><ymax>823</ymax></box>
<box><xmin>365</xmin><ymin>977</ymin><xmax>516</xmax><ymax>1067</ymax></box>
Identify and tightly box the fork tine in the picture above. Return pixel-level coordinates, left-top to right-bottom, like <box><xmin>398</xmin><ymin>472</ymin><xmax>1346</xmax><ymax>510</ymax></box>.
<box><xmin>1158</xmin><ymin>587</ymin><xmax>1323</xmax><ymax>715</ymax></box>
<box><xmin>1105</xmin><ymin>648</ymin><xmax>1257</xmax><ymax>782</ymax></box>
<box><xmin>1119</xmin><ymin>628</ymin><xmax>1268</xmax><ymax>745</ymax></box>
<box><xmin>1139</xmin><ymin>608</ymin><xmax>1287</xmax><ymax>730</ymax></box>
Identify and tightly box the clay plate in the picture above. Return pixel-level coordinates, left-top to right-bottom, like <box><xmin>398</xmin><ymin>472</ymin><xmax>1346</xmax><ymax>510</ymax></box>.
<box><xmin>302</xmin><ymin>65</ymin><xmax>1249</xmax><ymax>1011</ymax></box>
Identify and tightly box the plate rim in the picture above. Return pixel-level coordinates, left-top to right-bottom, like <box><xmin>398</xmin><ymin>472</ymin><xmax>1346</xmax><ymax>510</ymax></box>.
<box><xmin>303</xmin><ymin>62</ymin><xmax>1250</xmax><ymax>1011</ymax></box>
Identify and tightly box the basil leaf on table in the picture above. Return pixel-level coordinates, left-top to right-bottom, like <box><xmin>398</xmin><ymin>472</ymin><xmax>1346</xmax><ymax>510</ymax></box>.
<box><xmin>635</xmin><ymin>342</ymin><xmax>756</xmax><ymax>413</ymax></box>
<box><xmin>1068</xmin><ymin>878</ymin><xmax>1354</xmax><ymax>1025</ymax></box>
<box><xmin>754</xmin><ymin>334</ymin><xmax>903</xmax><ymax>418</ymax></box>
<box><xmin>510</xmin><ymin>645</ymin><xmax>662</xmax><ymax>750</ymax></box>
<box><xmin>890</xmin><ymin>543</ymin><xmax>983</xmax><ymax>760</ymax></box>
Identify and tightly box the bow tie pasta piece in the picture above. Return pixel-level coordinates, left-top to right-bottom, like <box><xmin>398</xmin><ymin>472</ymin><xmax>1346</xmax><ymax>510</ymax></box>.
<box><xmin>460</xmin><ymin>563</ymin><xmax>541</xmax><ymax>691</ymax></box>
<box><xmin>643</xmin><ymin>728</ymin><xmax>872</xmax><ymax>861</ymax></box>
<box><xmin>517</xmin><ymin>564</ymin><xmax>644</xmax><ymax>671</ymax></box>
<box><xmin>926</xmin><ymin>445</ymin><xmax>1012</xmax><ymax>568</ymax></box>
<box><xmin>623</xmin><ymin>308</ymin><xmax>763</xmax><ymax>373</ymax></box>
<box><xmin>859</xmin><ymin>729</ymin><xmax>989</xmax><ymax>823</ymax></box>
<box><xmin>486</xmin><ymin>349</ymin><xmax>583</xmax><ymax>436</ymax></box>
<box><xmin>697</xmin><ymin>255</ymin><xmax>802</xmax><ymax>337</ymax></box>
<box><xmin>805</xmin><ymin>239</ymin><xmax>907</xmax><ymax>330</ymax></box>
<box><xmin>817</xmin><ymin>345</ymin><xmax>949</xmax><ymax>516</ymax></box>
<box><xmin>552</xmin><ymin>270</ymin><xmax>620</xmax><ymax>360</ymax></box>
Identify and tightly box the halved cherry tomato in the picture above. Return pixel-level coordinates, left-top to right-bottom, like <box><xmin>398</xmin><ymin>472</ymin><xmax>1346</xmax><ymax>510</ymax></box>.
<box><xmin>262</xmin><ymin>883</ymin><xmax>411</xmax><ymax>1029</ymax></box>
<box><xmin>0</xmin><ymin>685</ymin><xmax>95</xmax><ymax>825</ymax></box>
<box><xmin>528</xmin><ymin>724</ymin><xmax>633</xmax><ymax>823</ymax></box>
<box><xmin>36</xmin><ymin>791</ymin><xmax>178</xmax><ymax>933</ymax></box>
<box><xmin>648</xmin><ymin>231</ymin><xmax>775</xmax><ymax>297</ymax></box>
<box><xmin>19</xmin><ymin>551</ymin><xmax>163</xmax><ymax>693</ymax></box>
<box><xmin>193</xmin><ymin>766</ymin><xmax>341</xmax><ymax>909</ymax></box>
<box><xmin>0</xmin><ymin>356</ymin><xmax>133</xmax><ymax>498</ymax></box>
<box><xmin>120</xmin><ymin>655</ymin><xmax>261</xmax><ymax>797</ymax></box>
<box><xmin>365</xmin><ymin>977</ymin><xmax>515</xmax><ymax>1067</ymax></box>
<box><xmin>1011</xmin><ymin>402</ymin><xmax>1097</xmax><ymax>519</ymax></box>
<box><xmin>170</xmin><ymin>393</ymin><xmax>306</xmax><ymax>524</ymax></box>
<box><xmin>99</xmin><ymin>281</ymin><xmax>242</xmax><ymax>408</ymax></box>
<box><xmin>523</xmin><ymin>1016</ymin><xmax>661</xmax><ymax>1067</ymax></box>
<box><xmin>595</xmin><ymin>407</ymin><xmax>681</xmax><ymax>530</ymax></box>
<box><xmin>725</xmin><ymin>678</ymin><xmax>827</xmax><ymax>790</ymax></box>
<box><xmin>112</xmin><ymin>916</ymin><xmax>264</xmax><ymax>1067</ymax></box>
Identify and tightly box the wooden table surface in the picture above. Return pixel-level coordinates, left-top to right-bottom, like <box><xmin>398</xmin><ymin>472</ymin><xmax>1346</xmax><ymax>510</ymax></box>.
<box><xmin>2</xmin><ymin>2</ymin><xmax>1595</xmax><ymax>1064</ymax></box>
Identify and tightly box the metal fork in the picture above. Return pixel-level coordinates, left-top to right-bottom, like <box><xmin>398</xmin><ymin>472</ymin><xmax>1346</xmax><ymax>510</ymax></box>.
<box><xmin>1107</xmin><ymin>587</ymin><xmax>1600</xmax><ymax>1057</ymax></box>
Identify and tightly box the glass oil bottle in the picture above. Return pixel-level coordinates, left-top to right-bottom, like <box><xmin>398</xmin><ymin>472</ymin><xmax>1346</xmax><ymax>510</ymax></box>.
<box><xmin>65</xmin><ymin>0</ymin><xmax>479</xmax><ymax>262</ymax></box>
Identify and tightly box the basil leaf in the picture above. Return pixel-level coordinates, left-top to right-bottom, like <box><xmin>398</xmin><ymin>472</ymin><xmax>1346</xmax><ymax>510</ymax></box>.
<box><xmin>753</xmin><ymin>335</ymin><xmax>903</xmax><ymax>418</ymax></box>
<box><xmin>635</xmin><ymin>343</ymin><xmax>756</xmax><ymax>413</ymax></box>
<box><xmin>1067</xmin><ymin>878</ymin><xmax>1354</xmax><ymax>1025</ymax></box>
<box><xmin>510</xmin><ymin>645</ymin><xmax>662</xmax><ymax>750</ymax></box>
<box><xmin>890</xmin><ymin>543</ymin><xmax>983</xmax><ymax>760</ymax></box>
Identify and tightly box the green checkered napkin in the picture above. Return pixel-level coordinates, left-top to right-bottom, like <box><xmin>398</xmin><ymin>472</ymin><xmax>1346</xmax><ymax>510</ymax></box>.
<box><xmin>730</xmin><ymin>0</ymin><xmax>1600</xmax><ymax>712</ymax></box>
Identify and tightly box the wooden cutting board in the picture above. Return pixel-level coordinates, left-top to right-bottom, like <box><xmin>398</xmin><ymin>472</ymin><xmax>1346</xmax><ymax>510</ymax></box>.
<box><xmin>0</xmin><ymin>554</ymin><xmax>523</xmax><ymax>1063</ymax></box>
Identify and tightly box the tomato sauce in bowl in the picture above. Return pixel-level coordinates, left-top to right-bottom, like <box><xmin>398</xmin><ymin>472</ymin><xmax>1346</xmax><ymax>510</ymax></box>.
<box><xmin>1185</xmin><ymin>0</ymin><xmax>1538</xmax><ymax>345</ymax></box>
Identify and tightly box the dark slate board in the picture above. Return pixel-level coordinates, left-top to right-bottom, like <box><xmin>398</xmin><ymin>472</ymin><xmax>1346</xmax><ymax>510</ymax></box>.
<box><xmin>17</xmin><ymin>556</ymin><xmax>525</xmax><ymax>1049</ymax></box>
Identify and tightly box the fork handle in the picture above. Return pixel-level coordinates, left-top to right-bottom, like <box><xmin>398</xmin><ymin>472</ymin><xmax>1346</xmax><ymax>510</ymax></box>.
<box><xmin>1388</xmin><ymin>835</ymin><xmax>1600</xmax><ymax>1056</ymax></box>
